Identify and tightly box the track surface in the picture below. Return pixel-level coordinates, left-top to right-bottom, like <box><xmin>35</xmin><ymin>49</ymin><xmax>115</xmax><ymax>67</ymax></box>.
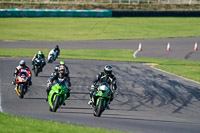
<box><xmin>1</xmin><ymin>37</ymin><xmax>200</xmax><ymax>61</ymax></box>
<box><xmin>1</xmin><ymin>38</ymin><xmax>200</xmax><ymax>133</ymax></box>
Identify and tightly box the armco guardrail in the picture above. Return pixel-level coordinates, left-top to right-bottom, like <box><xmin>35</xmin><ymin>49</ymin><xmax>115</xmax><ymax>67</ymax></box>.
<box><xmin>112</xmin><ymin>11</ymin><xmax>200</xmax><ymax>17</ymax></box>
<box><xmin>0</xmin><ymin>9</ymin><xmax>112</xmax><ymax>17</ymax></box>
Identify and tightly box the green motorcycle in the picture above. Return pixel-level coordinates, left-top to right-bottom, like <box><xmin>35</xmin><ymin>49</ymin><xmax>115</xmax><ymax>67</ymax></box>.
<box><xmin>48</xmin><ymin>78</ymin><xmax>69</xmax><ymax>112</ymax></box>
<box><xmin>92</xmin><ymin>82</ymin><xmax>112</xmax><ymax>117</ymax></box>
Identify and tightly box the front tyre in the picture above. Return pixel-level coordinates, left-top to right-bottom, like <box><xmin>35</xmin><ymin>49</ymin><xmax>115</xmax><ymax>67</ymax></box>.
<box><xmin>94</xmin><ymin>99</ymin><xmax>105</xmax><ymax>117</ymax></box>
<box><xmin>19</xmin><ymin>84</ymin><xmax>24</xmax><ymax>99</ymax></box>
<box><xmin>34</xmin><ymin>67</ymin><xmax>38</xmax><ymax>77</ymax></box>
<box><xmin>48</xmin><ymin>57</ymin><xmax>53</xmax><ymax>63</ymax></box>
<box><xmin>53</xmin><ymin>95</ymin><xmax>60</xmax><ymax>112</ymax></box>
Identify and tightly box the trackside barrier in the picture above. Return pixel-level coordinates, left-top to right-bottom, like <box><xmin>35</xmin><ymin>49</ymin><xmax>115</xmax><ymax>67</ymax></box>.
<box><xmin>1</xmin><ymin>9</ymin><xmax>200</xmax><ymax>17</ymax></box>
<box><xmin>0</xmin><ymin>9</ymin><xmax>112</xmax><ymax>17</ymax></box>
<box><xmin>112</xmin><ymin>11</ymin><xmax>200</xmax><ymax>17</ymax></box>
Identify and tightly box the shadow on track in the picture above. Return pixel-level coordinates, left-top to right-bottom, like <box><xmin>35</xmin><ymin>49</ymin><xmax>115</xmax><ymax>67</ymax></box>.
<box><xmin>114</xmin><ymin>65</ymin><xmax>200</xmax><ymax>113</ymax></box>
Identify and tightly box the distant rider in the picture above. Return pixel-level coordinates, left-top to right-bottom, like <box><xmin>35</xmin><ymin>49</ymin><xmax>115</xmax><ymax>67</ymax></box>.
<box><xmin>54</xmin><ymin>45</ymin><xmax>60</xmax><ymax>58</ymax></box>
<box><xmin>12</xmin><ymin>60</ymin><xmax>32</xmax><ymax>87</ymax></box>
<box><xmin>88</xmin><ymin>65</ymin><xmax>117</xmax><ymax>109</ymax></box>
<box><xmin>32</xmin><ymin>50</ymin><xmax>46</xmax><ymax>71</ymax></box>
<box><xmin>46</xmin><ymin>61</ymin><xmax>71</xmax><ymax>102</ymax></box>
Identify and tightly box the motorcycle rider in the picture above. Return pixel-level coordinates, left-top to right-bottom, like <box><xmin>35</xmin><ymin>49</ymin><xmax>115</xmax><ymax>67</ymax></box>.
<box><xmin>32</xmin><ymin>50</ymin><xmax>46</xmax><ymax>71</ymax></box>
<box><xmin>46</xmin><ymin>62</ymin><xmax>71</xmax><ymax>102</ymax></box>
<box><xmin>54</xmin><ymin>45</ymin><xmax>60</xmax><ymax>58</ymax></box>
<box><xmin>55</xmin><ymin>61</ymin><xmax>70</xmax><ymax>77</ymax></box>
<box><xmin>12</xmin><ymin>60</ymin><xmax>32</xmax><ymax>87</ymax></box>
<box><xmin>88</xmin><ymin>65</ymin><xmax>117</xmax><ymax>109</ymax></box>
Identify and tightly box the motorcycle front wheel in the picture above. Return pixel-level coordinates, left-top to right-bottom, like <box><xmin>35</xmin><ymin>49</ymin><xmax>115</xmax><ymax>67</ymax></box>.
<box><xmin>19</xmin><ymin>84</ymin><xmax>24</xmax><ymax>99</ymax></box>
<box><xmin>94</xmin><ymin>98</ymin><xmax>105</xmax><ymax>117</ymax></box>
<box><xmin>53</xmin><ymin>95</ymin><xmax>60</xmax><ymax>112</ymax></box>
<box><xmin>34</xmin><ymin>67</ymin><xmax>39</xmax><ymax>77</ymax></box>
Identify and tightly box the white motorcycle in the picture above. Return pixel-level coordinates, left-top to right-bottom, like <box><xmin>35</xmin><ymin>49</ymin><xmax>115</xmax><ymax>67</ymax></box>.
<box><xmin>48</xmin><ymin>49</ymin><xmax>58</xmax><ymax>63</ymax></box>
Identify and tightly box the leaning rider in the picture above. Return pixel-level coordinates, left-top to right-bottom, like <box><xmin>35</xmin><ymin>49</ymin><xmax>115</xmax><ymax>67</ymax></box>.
<box><xmin>54</xmin><ymin>45</ymin><xmax>60</xmax><ymax>58</ymax></box>
<box><xmin>32</xmin><ymin>50</ymin><xmax>46</xmax><ymax>70</ymax></box>
<box><xmin>12</xmin><ymin>60</ymin><xmax>32</xmax><ymax>87</ymax></box>
<box><xmin>88</xmin><ymin>65</ymin><xmax>117</xmax><ymax>109</ymax></box>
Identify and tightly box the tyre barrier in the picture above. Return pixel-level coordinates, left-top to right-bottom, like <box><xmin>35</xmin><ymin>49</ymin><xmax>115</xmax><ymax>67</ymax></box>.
<box><xmin>112</xmin><ymin>11</ymin><xmax>200</xmax><ymax>17</ymax></box>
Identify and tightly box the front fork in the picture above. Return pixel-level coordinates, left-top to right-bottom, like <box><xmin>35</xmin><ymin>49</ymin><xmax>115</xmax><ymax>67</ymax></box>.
<box><xmin>15</xmin><ymin>84</ymin><xmax>20</xmax><ymax>96</ymax></box>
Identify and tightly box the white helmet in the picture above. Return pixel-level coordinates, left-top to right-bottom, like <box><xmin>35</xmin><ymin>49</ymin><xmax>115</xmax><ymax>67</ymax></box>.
<box><xmin>19</xmin><ymin>60</ymin><xmax>26</xmax><ymax>68</ymax></box>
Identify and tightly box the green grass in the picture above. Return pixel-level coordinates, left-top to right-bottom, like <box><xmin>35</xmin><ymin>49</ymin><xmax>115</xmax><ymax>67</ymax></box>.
<box><xmin>0</xmin><ymin>18</ymin><xmax>200</xmax><ymax>41</ymax></box>
<box><xmin>1</xmin><ymin>48</ymin><xmax>200</xmax><ymax>82</ymax></box>
<box><xmin>0</xmin><ymin>112</ymin><xmax>126</xmax><ymax>133</ymax></box>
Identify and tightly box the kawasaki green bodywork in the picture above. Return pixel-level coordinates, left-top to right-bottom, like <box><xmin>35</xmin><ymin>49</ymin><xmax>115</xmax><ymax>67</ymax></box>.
<box><xmin>48</xmin><ymin>82</ymin><xmax>69</xmax><ymax>109</ymax></box>
<box><xmin>95</xmin><ymin>83</ymin><xmax>111</xmax><ymax>107</ymax></box>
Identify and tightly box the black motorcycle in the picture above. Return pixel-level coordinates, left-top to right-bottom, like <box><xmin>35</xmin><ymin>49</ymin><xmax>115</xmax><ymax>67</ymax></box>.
<box><xmin>33</xmin><ymin>58</ymin><xmax>42</xmax><ymax>77</ymax></box>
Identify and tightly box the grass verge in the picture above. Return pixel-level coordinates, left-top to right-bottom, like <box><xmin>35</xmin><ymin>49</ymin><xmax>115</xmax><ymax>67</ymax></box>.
<box><xmin>0</xmin><ymin>112</ymin><xmax>126</xmax><ymax>133</ymax></box>
<box><xmin>0</xmin><ymin>18</ymin><xmax>200</xmax><ymax>41</ymax></box>
<box><xmin>0</xmin><ymin>48</ymin><xmax>200</xmax><ymax>82</ymax></box>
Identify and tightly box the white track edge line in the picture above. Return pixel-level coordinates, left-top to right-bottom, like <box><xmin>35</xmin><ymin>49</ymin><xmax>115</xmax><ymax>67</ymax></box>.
<box><xmin>133</xmin><ymin>50</ymin><xmax>139</xmax><ymax>58</ymax></box>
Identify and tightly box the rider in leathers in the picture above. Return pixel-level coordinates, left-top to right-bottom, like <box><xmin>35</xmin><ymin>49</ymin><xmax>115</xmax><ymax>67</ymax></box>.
<box><xmin>32</xmin><ymin>50</ymin><xmax>46</xmax><ymax>71</ymax></box>
<box><xmin>88</xmin><ymin>65</ymin><xmax>117</xmax><ymax>109</ymax></box>
<box><xmin>46</xmin><ymin>63</ymin><xmax>71</xmax><ymax>102</ymax></box>
<box><xmin>12</xmin><ymin>60</ymin><xmax>32</xmax><ymax>87</ymax></box>
<box><xmin>54</xmin><ymin>45</ymin><xmax>60</xmax><ymax>58</ymax></box>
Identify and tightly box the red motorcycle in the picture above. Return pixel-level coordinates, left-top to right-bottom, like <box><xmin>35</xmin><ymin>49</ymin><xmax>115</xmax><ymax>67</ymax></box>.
<box><xmin>15</xmin><ymin>70</ymin><xmax>30</xmax><ymax>99</ymax></box>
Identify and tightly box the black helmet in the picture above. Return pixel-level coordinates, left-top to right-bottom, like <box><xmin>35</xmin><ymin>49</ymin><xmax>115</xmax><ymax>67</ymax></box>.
<box><xmin>54</xmin><ymin>66</ymin><xmax>59</xmax><ymax>73</ymax></box>
<box><xmin>104</xmin><ymin>65</ymin><xmax>112</xmax><ymax>75</ymax></box>
<box><xmin>19</xmin><ymin>60</ymin><xmax>26</xmax><ymax>68</ymax></box>
<box><xmin>55</xmin><ymin>45</ymin><xmax>59</xmax><ymax>49</ymax></box>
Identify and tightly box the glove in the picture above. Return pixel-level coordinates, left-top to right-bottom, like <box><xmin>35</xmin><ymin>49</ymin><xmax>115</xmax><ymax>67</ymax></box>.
<box><xmin>68</xmin><ymin>87</ymin><xmax>71</xmax><ymax>91</ymax></box>
<box><xmin>91</xmin><ymin>85</ymin><xmax>95</xmax><ymax>91</ymax></box>
<box><xmin>47</xmin><ymin>82</ymin><xmax>52</xmax><ymax>88</ymax></box>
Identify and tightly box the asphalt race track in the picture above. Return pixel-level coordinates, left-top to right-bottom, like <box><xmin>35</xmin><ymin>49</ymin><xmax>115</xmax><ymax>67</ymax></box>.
<box><xmin>1</xmin><ymin>37</ymin><xmax>200</xmax><ymax>61</ymax></box>
<box><xmin>0</xmin><ymin>38</ymin><xmax>200</xmax><ymax>133</ymax></box>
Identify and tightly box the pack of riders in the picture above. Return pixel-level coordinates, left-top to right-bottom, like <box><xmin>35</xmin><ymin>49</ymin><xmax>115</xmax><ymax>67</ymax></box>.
<box><xmin>12</xmin><ymin>45</ymin><xmax>117</xmax><ymax>108</ymax></box>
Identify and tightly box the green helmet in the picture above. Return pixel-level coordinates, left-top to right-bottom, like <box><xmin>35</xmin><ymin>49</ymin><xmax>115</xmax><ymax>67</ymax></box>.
<box><xmin>38</xmin><ymin>51</ymin><xmax>43</xmax><ymax>58</ymax></box>
<box><xmin>60</xmin><ymin>61</ymin><xmax>65</xmax><ymax>65</ymax></box>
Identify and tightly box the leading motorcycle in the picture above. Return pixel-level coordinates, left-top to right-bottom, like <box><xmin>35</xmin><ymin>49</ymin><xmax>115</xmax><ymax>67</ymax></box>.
<box><xmin>48</xmin><ymin>78</ymin><xmax>69</xmax><ymax>112</ymax></box>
